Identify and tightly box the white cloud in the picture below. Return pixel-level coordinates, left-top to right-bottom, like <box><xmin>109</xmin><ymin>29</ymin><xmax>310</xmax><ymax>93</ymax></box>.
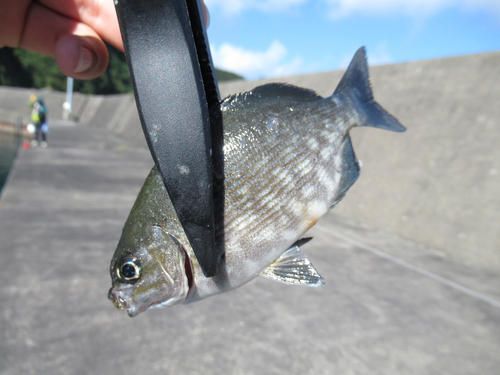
<box><xmin>204</xmin><ymin>0</ymin><xmax>309</xmax><ymax>15</ymax></box>
<box><xmin>325</xmin><ymin>0</ymin><xmax>450</xmax><ymax>19</ymax></box>
<box><xmin>211</xmin><ymin>41</ymin><xmax>303</xmax><ymax>79</ymax></box>
<box><xmin>206</xmin><ymin>0</ymin><xmax>500</xmax><ymax>19</ymax></box>
<box><xmin>368</xmin><ymin>43</ymin><xmax>393</xmax><ymax>65</ymax></box>
<box><xmin>324</xmin><ymin>0</ymin><xmax>500</xmax><ymax>20</ymax></box>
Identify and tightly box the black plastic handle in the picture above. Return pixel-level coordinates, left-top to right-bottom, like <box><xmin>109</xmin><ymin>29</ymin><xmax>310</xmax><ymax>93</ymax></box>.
<box><xmin>115</xmin><ymin>0</ymin><xmax>223</xmax><ymax>277</ymax></box>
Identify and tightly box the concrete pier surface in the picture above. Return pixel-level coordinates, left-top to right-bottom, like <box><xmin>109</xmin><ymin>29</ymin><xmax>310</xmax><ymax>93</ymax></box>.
<box><xmin>1</xmin><ymin>119</ymin><xmax>499</xmax><ymax>374</ymax></box>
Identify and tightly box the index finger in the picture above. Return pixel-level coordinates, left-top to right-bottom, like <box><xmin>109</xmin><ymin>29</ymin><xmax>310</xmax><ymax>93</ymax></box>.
<box><xmin>38</xmin><ymin>0</ymin><xmax>124</xmax><ymax>51</ymax></box>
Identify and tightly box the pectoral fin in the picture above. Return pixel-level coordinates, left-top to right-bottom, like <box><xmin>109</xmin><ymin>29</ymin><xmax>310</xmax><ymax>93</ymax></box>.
<box><xmin>261</xmin><ymin>238</ymin><xmax>324</xmax><ymax>287</ymax></box>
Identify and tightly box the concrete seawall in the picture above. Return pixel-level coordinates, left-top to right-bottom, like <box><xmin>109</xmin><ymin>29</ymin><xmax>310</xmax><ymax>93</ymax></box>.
<box><xmin>0</xmin><ymin>86</ymin><xmax>146</xmax><ymax>148</ymax></box>
<box><xmin>1</xmin><ymin>50</ymin><xmax>498</xmax><ymax>273</ymax></box>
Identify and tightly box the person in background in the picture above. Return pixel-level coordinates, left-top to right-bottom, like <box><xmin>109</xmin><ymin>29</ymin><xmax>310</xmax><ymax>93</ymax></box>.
<box><xmin>1</xmin><ymin>0</ymin><xmax>208</xmax><ymax>148</ymax></box>
<box><xmin>28</xmin><ymin>94</ymin><xmax>48</xmax><ymax>147</ymax></box>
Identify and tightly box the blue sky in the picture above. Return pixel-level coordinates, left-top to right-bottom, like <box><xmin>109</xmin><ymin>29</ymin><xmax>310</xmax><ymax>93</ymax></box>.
<box><xmin>204</xmin><ymin>0</ymin><xmax>500</xmax><ymax>79</ymax></box>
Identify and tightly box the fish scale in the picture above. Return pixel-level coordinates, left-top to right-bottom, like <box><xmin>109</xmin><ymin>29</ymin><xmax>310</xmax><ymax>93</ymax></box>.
<box><xmin>108</xmin><ymin>47</ymin><xmax>405</xmax><ymax>316</ymax></box>
<box><xmin>221</xmin><ymin>106</ymin><xmax>347</xmax><ymax>278</ymax></box>
<box><xmin>223</xmin><ymin>114</ymin><xmax>340</xmax><ymax>225</ymax></box>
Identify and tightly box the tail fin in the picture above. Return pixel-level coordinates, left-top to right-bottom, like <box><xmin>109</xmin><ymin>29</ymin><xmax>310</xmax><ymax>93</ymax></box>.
<box><xmin>334</xmin><ymin>47</ymin><xmax>406</xmax><ymax>132</ymax></box>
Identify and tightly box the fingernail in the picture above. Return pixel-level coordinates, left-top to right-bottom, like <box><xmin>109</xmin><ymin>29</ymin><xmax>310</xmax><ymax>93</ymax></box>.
<box><xmin>74</xmin><ymin>47</ymin><xmax>93</xmax><ymax>73</ymax></box>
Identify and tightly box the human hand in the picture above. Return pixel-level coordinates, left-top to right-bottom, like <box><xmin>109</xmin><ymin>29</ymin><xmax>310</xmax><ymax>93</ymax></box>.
<box><xmin>0</xmin><ymin>0</ymin><xmax>209</xmax><ymax>80</ymax></box>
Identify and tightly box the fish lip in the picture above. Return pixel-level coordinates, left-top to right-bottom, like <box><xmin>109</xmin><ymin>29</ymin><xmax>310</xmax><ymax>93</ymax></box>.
<box><xmin>108</xmin><ymin>287</ymin><xmax>146</xmax><ymax>317</ymax></box>
<box><xmin>108</xmin><ymin>287</ymin><xmax>134</xmax><ymax>313</ymax></box>
<box><xmin>125</xmin><ymin>305</ymin><xmax>144</xmax><ymax>317</ymax></box>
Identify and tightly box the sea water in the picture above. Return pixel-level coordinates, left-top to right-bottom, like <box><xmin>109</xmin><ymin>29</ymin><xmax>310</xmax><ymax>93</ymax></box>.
<box><xmin>0</xmin><ymin>130</ymin><xmax>21</xmax><ymax>195</ymax></box>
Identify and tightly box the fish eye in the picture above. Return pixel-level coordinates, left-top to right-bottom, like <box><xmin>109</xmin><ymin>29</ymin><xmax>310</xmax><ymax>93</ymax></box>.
<box><xmin>116</xmin><ymin>255</ymin><xmax>141</xmax><ymax>283</ymax></box>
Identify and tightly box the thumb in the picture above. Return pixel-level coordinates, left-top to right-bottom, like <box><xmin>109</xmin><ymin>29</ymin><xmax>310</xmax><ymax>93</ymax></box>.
<box><xmin>55</xmin><ymin>34</ymin><xmax>109</xmax><ymax>80</ymax></box>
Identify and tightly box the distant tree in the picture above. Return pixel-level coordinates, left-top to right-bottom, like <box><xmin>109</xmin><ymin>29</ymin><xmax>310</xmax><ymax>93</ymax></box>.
<box><xmin>215</xmin><ymin>68</ymin><xmax>243</xmax><ymax>82</ymax></box>
<box><xmin>0</xmin><ymin>47</ymin><xmax>34</xmax><ymax>87</ymax></box>
<box><xmin>13</xmin><ymin>48</ymin><xmax>67</xmax><ymax>91</ymax></box>
<box><xmin>72</xmin><ymin>43</ymin><xmax>133</xmax><ymax>94</ymax></box>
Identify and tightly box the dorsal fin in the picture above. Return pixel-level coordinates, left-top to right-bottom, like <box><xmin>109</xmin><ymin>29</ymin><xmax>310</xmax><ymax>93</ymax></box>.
<box><xmin>251</xmin><ymin>84</ymin><xmax>322</xmax><ymax>102</ymax></box>
<box><xmin>221</xmin><ymin>83</ymin><xmax>322</xmax><ymax>113</ymax></box>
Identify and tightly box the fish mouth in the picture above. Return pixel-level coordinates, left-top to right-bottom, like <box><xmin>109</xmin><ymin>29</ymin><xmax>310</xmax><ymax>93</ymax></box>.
<box><xmin>108</xmin><ymin>287</ymin><xmax>138</xmax><ymax>316</ymax></box>
<box><xmin>107</xmin><ymin>287</ymin><xmax>151</xmax><ymax>317</ymax></box>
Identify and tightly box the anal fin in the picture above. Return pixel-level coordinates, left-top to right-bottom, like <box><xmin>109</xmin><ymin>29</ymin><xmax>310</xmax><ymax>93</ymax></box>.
<box><xmin>261</xmin><ymin>238</ymin><xmax>324</xmax><ymax>287</ymax></box>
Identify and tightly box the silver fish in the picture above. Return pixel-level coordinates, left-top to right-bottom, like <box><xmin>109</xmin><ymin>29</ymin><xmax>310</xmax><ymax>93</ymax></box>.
<box><xmin>108</xmin><ymin>47</ymin><xmax>405</xmax><ymax>317</ymax></box>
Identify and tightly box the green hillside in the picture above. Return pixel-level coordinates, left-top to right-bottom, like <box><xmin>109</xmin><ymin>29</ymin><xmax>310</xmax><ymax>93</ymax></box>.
<box><xmin>0</xmin><ymin>44</ymin><xmax>243</xmax><ymax>95</ymax></box>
